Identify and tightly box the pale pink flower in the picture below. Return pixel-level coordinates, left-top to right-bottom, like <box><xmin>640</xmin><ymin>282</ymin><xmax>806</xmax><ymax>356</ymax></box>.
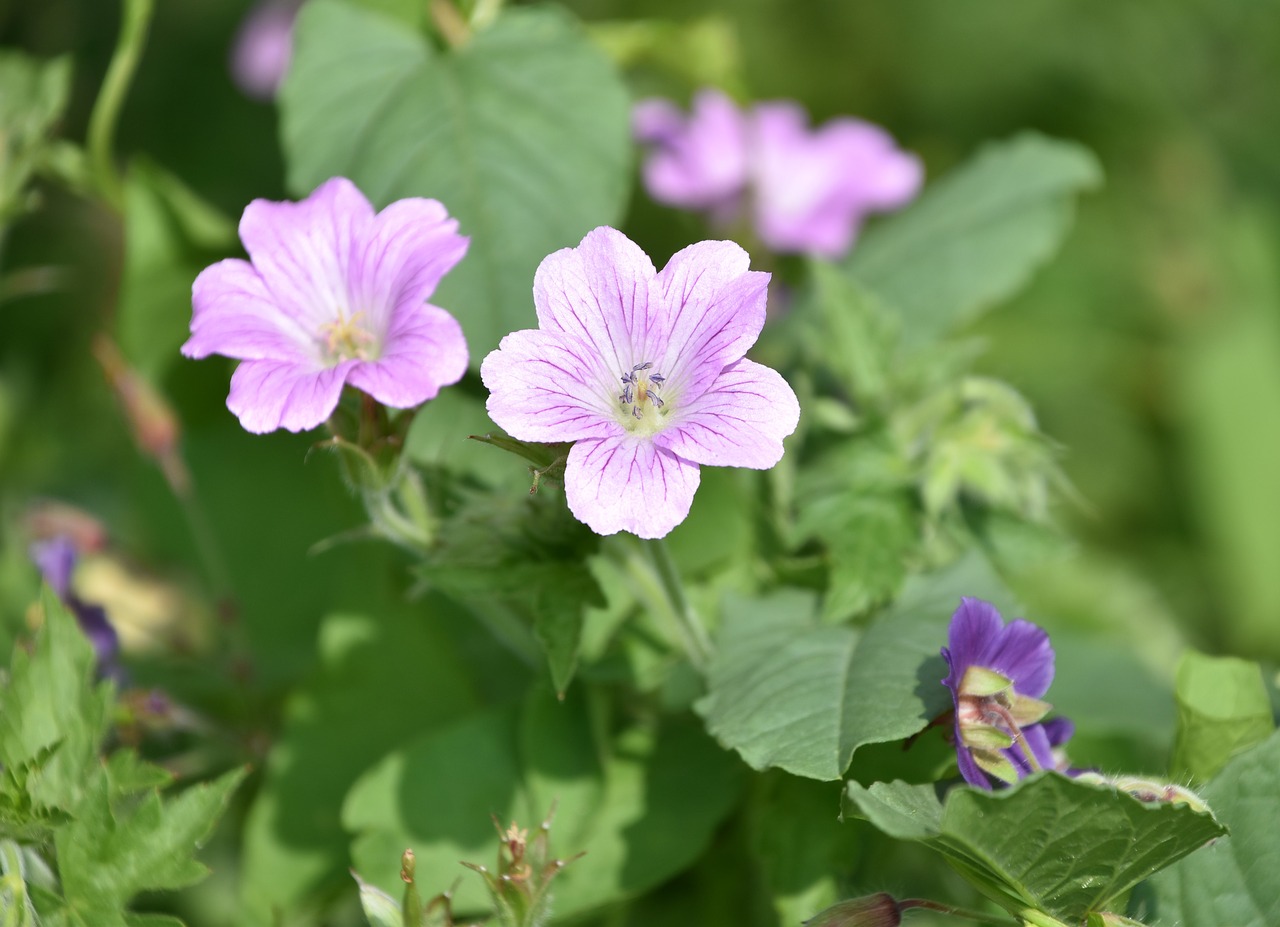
<box><xmin>481</xmin><ymin>227</ymin><xmax>799</xmax><ymax>539</ymax></box>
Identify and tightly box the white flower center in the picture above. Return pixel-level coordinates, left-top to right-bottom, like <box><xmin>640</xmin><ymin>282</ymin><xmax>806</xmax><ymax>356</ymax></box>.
<box><xmin>617</xmin><ymin>361</ymin><xmax>671</xmax><ymax>436</ymax></box>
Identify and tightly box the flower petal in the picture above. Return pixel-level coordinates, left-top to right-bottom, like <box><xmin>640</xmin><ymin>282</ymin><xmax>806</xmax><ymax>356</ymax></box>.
<box><xmin>983</xmin><ymin>618</ymin><xmax>1055</xmax><ymax>698</ymax></box>
<box><xmin>30</xmin><ymin>537</ymin><xmax>76</xmax><ymax>598</ymax></box>
<box><xmin>481</xmin><ymin>329</ymin><xmax>619</xmax><ymax>443</ymax></box>
<box><xmin>534</xmin><ymin>227</ymin><xmax>658</xmax><ymax>376</ymax></box>
<box><xmin>350</xmin><ymin>197</ymin><xmax>469</xmax><ymax>337</ymax></box>
<box><xmin>941</xmin><ymin>597</ymin><xmax>1005</xmax><ymax>692</ymax></box>
<box><xmin>237</xmin><ymin>177</ymin><xmax>375</xmax><ymax>332</ymax></box>
<box><xmin>565</xmin><ymin>436</ymin><xmax>700</xmax><ymax>539</ymax></box>
<box><xmin>654</xmin><ymin>240</ymin><xmax>768</xmax><ymax>399</ymax></box>
<box><xmin>658</xmin><ymin>358</ymin><xmax>799</xmax><ymax>468</ymax></box>
<box><xmin>183</xmin><ymin>258</ymin><xmax>315</xmax><ymax>361</ymax></box>
<box><xmin>226</xmin><ymin>357</ymin><xmax>354</xmax><ymax>433</ymax></box>
<box><xmin>637</xmin><ymin>88</ymin><xmax>749</xmax><ymax>210</ymax></box>
<box><xmin>346</xmin><ymin>303</ymin><xmax>468</xmax><ymax>409</ymax></box>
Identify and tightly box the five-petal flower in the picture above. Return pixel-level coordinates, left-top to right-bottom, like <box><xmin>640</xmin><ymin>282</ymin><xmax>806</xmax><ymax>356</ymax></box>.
<box><xmin>941</xmin><ymin>597</ymin><xmax>1073</xmax><ymax>789</ymax></box>
<box><xmin>183</xmin><ymin>177</ymin><xmax>469</xmax><ymax>434</ymax></box>
<box><xmin>480</xmin><ymin>227</ymin><xmax>800</xmax><ymax>539</ymax></box>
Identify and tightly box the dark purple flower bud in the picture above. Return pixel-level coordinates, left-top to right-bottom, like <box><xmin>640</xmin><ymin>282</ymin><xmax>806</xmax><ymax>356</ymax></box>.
<box><xmin>804</xmin><ymin>894</ymin><xmax>902</xmax><ymax>927</ymax></box>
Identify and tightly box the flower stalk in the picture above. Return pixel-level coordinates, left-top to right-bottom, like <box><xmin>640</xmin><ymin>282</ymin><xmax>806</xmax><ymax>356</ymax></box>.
<box><xmin>87</xmin><ymin>0</ymin><xmax>155</xmax><ymax>210</ymax></box>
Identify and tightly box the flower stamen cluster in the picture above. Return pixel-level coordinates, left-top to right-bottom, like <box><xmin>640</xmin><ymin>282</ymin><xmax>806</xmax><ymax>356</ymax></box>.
<box><xmin>618</xmin><ymin>361</ymin><xmax>668</xmax><ymax>429</ymax></box>
<box><xmin>319</xmin><ymin>308</ymin><xmax>377</xmax><ymax>363</ymax></box>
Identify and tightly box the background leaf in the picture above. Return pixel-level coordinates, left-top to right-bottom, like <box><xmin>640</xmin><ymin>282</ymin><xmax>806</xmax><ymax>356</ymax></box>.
<box><xmin>1147</xmin><ymin>730</ymin><xmax>1280</xmax><ymax>927</ymax></box>
<box><xmin>344</xmin><ymin>690</ymin><xmax>743</xmax><ymax>919</ymax></box>
<box><xmin>847</xmin><ymin>133</ymin><xmax>1102</xmax><ymax>345</ymax></box>
<box><xmin>0</xmin><ymin>51</ymin><xmax>71</xmax><ymax>222</ymax></box>
<box><xmin>239</xmin><ymin>602</ymin><xmax>499</xmax><ymax>924</ymax></box>
<box><xmin>54</xmin><ymin>766</ymin><xmax>244</xmax><ymax>925</ymax></box>
<box><xmin>1169</xmin><ymin>650</ymin><xmax>1273</xmax><ymax>784</ymax></box>
<box><xmin>0</xmin><ymin>590</ymin><xmax>108</xmax><ymax>816</ymax></box>
<box><xmin>697</xmin><ymin>552</ymin><xmax>1016</xmax><ymax>781</ymax></box>
<box><xmin>280</xmin><ymin>0</ymin><xmax>632</xmax><ymax>365</ymax></box>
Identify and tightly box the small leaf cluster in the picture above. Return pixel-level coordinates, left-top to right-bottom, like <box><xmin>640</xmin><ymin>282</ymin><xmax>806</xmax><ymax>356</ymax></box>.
<box><xmin>0</xmin><ymin>590</ymin><xmax>242</xmax><ymax>927</ymax></box>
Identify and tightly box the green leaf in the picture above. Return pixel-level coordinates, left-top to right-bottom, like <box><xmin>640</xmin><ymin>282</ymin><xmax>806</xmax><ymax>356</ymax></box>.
<box><xmin>240</xmin><ymin>604</ymin><xmax>485</xmax><ymax>922</ymax></box>
<box><xmin>0</xmin><ymin>589</ymin><xmax>109</xmax><ymax>815</ymax></box>
<box><xmin>847</xmin><ymin>133</ymin><xmax>1101</xmax><ymax>345</ymax></box>
<box><xmin>799</xmin><ymin>261</ymin><xmax>898</xmax><ymax>406</ymax></box>
<box><xmin>1147</xmin><ymin>731</ymin><xmax>1280</xmax><ymax>927</ymax></box>
<box><xmin>697</xmin><ymin>552</ymin><xmax>1015</xmax><ymax>780</ymax></box>
<box><xmin>846</xmin><ymin>774</ymin><xmax>1225</xmax><ymax>923</ymax></box>
<box><xmin>1170</xmin><ymin>651</ymin><xmax>1273</xmax><ymax>785</ymax></box>
<box><xmin>841</xmin><ymin>780</ymin><xmax>943</xmax><ymax>842</ymax></box>
<box><xmin>1177</xmin><ymin>301</ymin><xmax>1280</xmax><ymax>658</ymax></box>
<box><xmin>115</xmin><ymin>159</ymin><xmax>236</xmax><ymax>379</ymax></box>
<box><xmin>353</xmin><ymin>872</ymin><xmax>403</xmax><ymax>927</ymax></box>
<box><xmin>750</xmin><ymin>774</ymin><xmax>863</xmax><ymax>926</ymax></box>
<box><xmin>345</xmin><ymin>692</ymin><xmax>743</xmax><ymax>918</ymax></box>
<box><xmin>0</xmin><ymin>51</ymin><xmax>72</xmax><ymax>222</ymax></box>
<box><xmin>55</xmin><ymin>765</ymin><xmax>244</xmax><ymax>923</ymax></box>
<box><xmin>281</xmin><ymin>0</ymin><xmax>632</xmax><ymax>365</ymax></box>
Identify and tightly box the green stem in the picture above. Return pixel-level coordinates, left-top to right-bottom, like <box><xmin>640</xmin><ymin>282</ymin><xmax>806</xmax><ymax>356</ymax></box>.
<box><xmin>86</xmin><ymin>0</ymin><xmax>155</xmax><ymax>210</ymax></box>
<box><xmin>641</xmin><ymin>537</ymin><xmax>712</xmax><ymax>669</ymax></box>
<box><xmin>901</xmin><ymin>898</ymin><xmax>1021</xmax><ymax>926</ymax></box>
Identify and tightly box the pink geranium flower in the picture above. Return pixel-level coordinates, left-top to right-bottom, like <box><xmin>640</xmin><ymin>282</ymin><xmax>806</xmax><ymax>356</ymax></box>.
<box><xmin>183</xmin><ymin>177</ymin><xmax>469</xmax><ymax>434</ymax></box>
<box><xmin>634</xmin><ymin>89</ymin><xmax>923</xmax><ymax>258</ymax></box>
<box><xmin>481</xmin><ymin>227</ymin><xmax>800</xmax><ymax>539</ymax></box>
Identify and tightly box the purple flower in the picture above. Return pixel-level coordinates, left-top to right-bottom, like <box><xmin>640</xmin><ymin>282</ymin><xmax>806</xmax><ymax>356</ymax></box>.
<box><xmin>750</xmin><ymin>103</ymin><xmax>923</xmax><ymax>257</ymax></box>
<box><xmin>30</xmin><ymin>537</ymin><xmax>123</xmax><ymax>681</ymax></box>
<box><xmin>230</xmin><ymin>0</ymin><xmax>298</xmax><ymax>102</ymax></box>
<box><xmin>480</xmin><ymin>227</ymin><xmax>800</xmax><ymax>539</ymax></box>
<box><xmin>633</xmin><ymin>90</ymin><xmax>749</xmax><ymax>217</ymax></box>
<box><xmin>183</xmin><ymin>177</ymin><xmax>469</xmax><ymax>434</ymax></box>
<box><xmin>940</xmin><ymin>597</ymin><xmax>1071</xmax><ymax>789</ymax></box>
<box><xmin>634</xmin><ymin>89</ymin><xmax>923</xmax><ymax>258</ymax></box>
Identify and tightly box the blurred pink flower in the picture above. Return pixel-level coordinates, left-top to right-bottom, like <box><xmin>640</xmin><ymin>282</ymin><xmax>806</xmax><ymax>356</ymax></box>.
<box><xmin>183</xmin><ymin>177</ymin><xmax>469</xmax><ymax>434</ymax></box>
<box><xmin>230</xmin><ymin>0</ymin><xmax>299</xmax><ymax>101</ymax></box>
<box><xmin>634</xmin><ymin>89</ymin><xmax>923</xmax><ymax>258</ymax></box>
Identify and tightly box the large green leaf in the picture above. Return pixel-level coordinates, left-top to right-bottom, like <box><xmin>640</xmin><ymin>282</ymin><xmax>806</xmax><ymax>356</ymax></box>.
<box><xmin>1170</xmin><ymin>650</ymin><xmax>1273</xmax><ymax>784</ymax></box>
<box><xmin>1147</xmin><ymin>731</ymin><xmax>1280</xmax><ymax>927</ymax></box>
<box><xmin>696</xmin><ymin>552</ymin><xmax>1015</xmax><ymax>780</ymax></box>
<box><xmin>847</xmin><ymin>133</ymin><xmax>1101</xmax><ymax>345</ymax></box>
<box><xmin>280</xmin><ymin>0</ymin><xmax>632</xmax><ymax>364</ymax></box>
<box><xmin>846</xmin><ymin>773</ymin><xmax>1225</xmax><ymax>924</ymax></box>
<box><xmin>749</xmin><ymin>774</ymin><xmax>863</xmax><ymax>926</ymax></box>
<box><xmin>344</xmin><ymin>689</ymin><xmax>743</xmax><ymax>919</ymax></box>
<box><xmin>239</xmin><ymin>602</ymin><xmax>489</xmax><ymax>925</ymax></box>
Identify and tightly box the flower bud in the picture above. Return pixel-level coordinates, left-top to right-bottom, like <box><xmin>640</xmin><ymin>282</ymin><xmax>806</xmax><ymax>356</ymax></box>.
<box><xmin>803</xmin><ymin>893</ymin><xmax>902</xmax><ymax>927</ymax></box>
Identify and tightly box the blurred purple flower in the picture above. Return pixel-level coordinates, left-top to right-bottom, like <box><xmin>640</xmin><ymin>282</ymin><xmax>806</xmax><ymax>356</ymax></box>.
<box><xmin>30</xmin><ymin>536</ymin><xmax>123</xmax><ymax>681</ymax></box>
<box><xmin>941</xmin><ymin>597</ymin><xmax>1072</xmax><ymax>789</ymax></box>
<box><xmin>230</xmin><ymin>0</ymin><xmax>299</xmax><ymax>101</ymax></box>
<box><xmin>481</xmin><ymin>227</ymin><xmax>800</xmax><ymax>539</ymax></box>
<box><xmin>183</xmin><ymin>177</ymin><xmax>469</xmax><ymax>434</ymax></box>
<box><xmin>634</xmin><ymin>89</ymin><xmax>923</xmax><ymax>258</ymax></box>
<box><xmin>633</xmin><ymin>90</ymin><xmax>749</xmax><ymax>217</ymax></box>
